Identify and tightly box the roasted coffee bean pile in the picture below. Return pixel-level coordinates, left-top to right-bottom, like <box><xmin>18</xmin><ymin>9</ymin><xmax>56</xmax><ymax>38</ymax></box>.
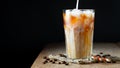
<box><xmin>43</xmin><ymin>54</ymin><xmax>70</xmax><ymax>65</ymax></box>
<box><xmin>43</xmin><ymin>52</ymin><xmax>118</xmax><ymax>65</ymax></box>
<box><xmin>91</xmin><ymin>52</ymin><xmax>117</xmax><ymax>63</ymax></box>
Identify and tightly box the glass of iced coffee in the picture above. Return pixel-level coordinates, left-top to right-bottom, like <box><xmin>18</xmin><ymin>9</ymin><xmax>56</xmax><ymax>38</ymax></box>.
<box><xmin>63</xmin><ymin>9</ymin><xmax>95</xmax><ymax>59</ymax></box>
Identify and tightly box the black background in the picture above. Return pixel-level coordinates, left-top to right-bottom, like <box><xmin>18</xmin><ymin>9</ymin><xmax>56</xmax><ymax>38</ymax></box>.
<box><xmin>1</xmin><ymin>0</ymin><xmax>120</xmax><ymax>68</ymax></box>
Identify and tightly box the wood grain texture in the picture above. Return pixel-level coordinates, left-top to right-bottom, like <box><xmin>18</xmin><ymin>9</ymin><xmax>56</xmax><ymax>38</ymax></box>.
<box><xmin>31</xmin><ymin>43</ymin><xmax>120</xmax><ymax>68</ymax></box>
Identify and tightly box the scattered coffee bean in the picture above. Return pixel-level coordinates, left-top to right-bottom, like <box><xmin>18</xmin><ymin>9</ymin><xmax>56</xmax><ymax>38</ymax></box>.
<box><xmin>46</xmin><ymin>58</ymin><xmax>50</xmax><ymax>61</ymax></box>
<box><xmin>96</xmin><ymin>55</ymin><xmax>101</xmax><ymax>57</ymax></box>
<box><xmin>102</xmin><ymin>55</ymin><xmax>106</xmax><ymax>58</ymax></box>
<box><xmin>93</xmin><ymin>56</ymin><xmax>99</xmax><ymax>63</ymax></box>
<box><xmin>43</xmin><ymin>62</ymin><xmax>46</xmax><ymax>64</ymax></box>
<box><xmin>42</xmin><ymin>53</ymin><xmax>118</xmax><ymax>65</ymax></box>
<box><xmin>52</xmin><ymin>61</ymin><xmax>55</xmax><ymax>64</ymax></box>
<box><xmin>105</xmin><ymin>58</ymin><xmax>112</xmax><ymax>63</ymax></box>
<box><xmin>50</xmin><ymin>60</ymin><xmax>53</xmax><ymax>62</ymax></box>
<box><xmin>58</xmin><ymin>62</ymin><xmax>62</xmax><ymax>64</ymax></box>
<box><xmin>100</xmin><ymin>57</ymin><xmax>105</xmax><ymax>63</ymax></box>
<box><xmin>43</xmin><ymin>60</ymin><xmax>48</xmax><ymax>64</ymax></box>
<box><xmin>100</xmin><ymin>52</ymin><xmax>103</xmax><ymax>54</ymax></box>
<box><xmin>59</xmin><ymin>54</ymin><xmax>63</xmax><ymax>56</ymax></box>
<box><xmin>65</xmin><ymin>63</ymin><xmax>69</xmax><ymax>65</ymax></box>
<box><xmin>98</xmin><ymin>57</ymin><xmax>102</xmax><ymax>62</ymax></box>
<box><xmin>102</xmin><ymin>54</ymin><xmax>111</xmax><ymax>58</ymax></box>
<box><xmin>43</xmin><ymin>56</ymin><xmax>47</xmax><ymax>59</ymax></box>
<box><xmin>59</xmin><ymin>54</ymin><xmax>67</xmax><ymax>58</ymax></box>
<box><xmin>62</xmin><ymin>61</ymin><xmax>66</xmax><ymax>64</ymax></box>
<box><xmin>111</xmin><ymin>60</ymin><xmax>116</xmax><ymax>63</ymax></box>
<box><xmin>54</xmin><ymin>59</ymin><xmax>57</xmax><ymax>61</ymax></box>
<box><xmin>106</xmin><ymin>54</ymin><xmax>111</xmax><ymax>56</ymax></box>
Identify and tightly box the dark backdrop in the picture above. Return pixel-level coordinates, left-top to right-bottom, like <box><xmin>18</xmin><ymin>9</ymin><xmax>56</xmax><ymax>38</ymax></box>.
<box><xmin>1</xmin><ymin>0</ymin><xmax>120</xmax><ymax>68</ymax></box>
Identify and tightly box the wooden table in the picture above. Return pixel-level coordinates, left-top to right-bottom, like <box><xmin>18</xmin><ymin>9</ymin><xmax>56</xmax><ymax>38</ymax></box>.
<box><xmin>31</xmin><ymin>43</ymin><xmax>120</xmax><ymax>68</ymax></box>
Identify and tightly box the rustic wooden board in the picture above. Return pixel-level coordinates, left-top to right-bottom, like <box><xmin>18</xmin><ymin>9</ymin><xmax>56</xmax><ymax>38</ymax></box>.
<box><xmin>31</xmin><ymin>43</ymin><xmax>120</xmax><ymax>68</ymax></box>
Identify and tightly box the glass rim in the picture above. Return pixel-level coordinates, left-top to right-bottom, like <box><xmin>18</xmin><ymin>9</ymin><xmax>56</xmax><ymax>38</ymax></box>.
<box><xmin>63</xmin><ymin>9</ymin><xmax>95</xmax><ymax>12</ymax></box>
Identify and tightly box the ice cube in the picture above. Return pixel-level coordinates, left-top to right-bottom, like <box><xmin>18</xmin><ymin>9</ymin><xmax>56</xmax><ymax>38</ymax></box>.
<box><xmin>65</xmin><ymin>10</ymin><xmax>71</xmax><ymax>15</ymax></box>
<box><xmin>83</xmin><ymin>10</ymin><xmax>94</xmax><ymax>17</ymax></box>
<box><xmin>65</xmin><ymin>10</ymin><xmax>71</xmax><ymax>24</ymax></box>
<box><xmin>71</xmin><ymin>9</ymin><xmax>82</xmax><ymax>17</ymax></box>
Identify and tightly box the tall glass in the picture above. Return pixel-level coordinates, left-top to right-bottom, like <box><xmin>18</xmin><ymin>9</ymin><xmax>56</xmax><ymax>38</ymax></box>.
<box><xmin>63</xmin><ymin>9</ymin><xmax>95</xmax><ymax>59</ymax></box>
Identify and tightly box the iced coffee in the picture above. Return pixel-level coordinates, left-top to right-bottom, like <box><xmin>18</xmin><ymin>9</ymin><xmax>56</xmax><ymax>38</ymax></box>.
<box><xmin>63</xmin><ymin>9</ymin><xmax>95</xmax><ymax>59</ymax></box>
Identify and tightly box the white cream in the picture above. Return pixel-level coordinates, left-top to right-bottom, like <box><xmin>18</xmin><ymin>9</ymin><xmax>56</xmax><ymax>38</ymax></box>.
<box><xmin>71</xmin><ymin>9</ymin><xmax>82</xmax><ymax>17</ymax></box>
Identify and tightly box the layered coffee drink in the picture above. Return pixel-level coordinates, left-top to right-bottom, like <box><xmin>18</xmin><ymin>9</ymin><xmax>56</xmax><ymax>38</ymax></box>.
<box><xmin>63</xmin><ymin>9</ymin><xmax>95</xmax><ymax>59</ymax></box>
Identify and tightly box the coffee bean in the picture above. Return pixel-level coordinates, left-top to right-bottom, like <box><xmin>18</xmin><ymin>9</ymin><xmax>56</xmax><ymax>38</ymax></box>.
<box><xmin>65</xmin><ymin>63</ymin><xmax>69</xmax><ymax>65</ymax></box>
<box><xmin>46</xmin><ymin>58</ymin><xmax>50</xmax><ymax>61</ymax></box>
<box><xmin>107</xmin><ymin>54</ymin><xmax>111</xmax><ymax>56</ymax></box>
<box><xmin>62</xmin><ymin>61</ymin><xmax>66</xmax><ymax>64</ymax></box>
<box><xmin>59</xmin><ymin>54</ymin><xmax>67</xmax><ymax>58</ymax></box>
<box><xmin>59</xmin><ymin>54</ymin><xmax>63</xmax><ymax>56</ymax></box>
<box><xmin>93</xmin><ymin>56</ymin><xmax>99</xmax><ymax>63</ymax></box>
<box><xmin>98</xmin><ymin>57</ymin><xmax>102</xmax><ymax>62</ymax></box>
<box><xmin>54</xmin><ymin>59</ymin><xmax>57</xmax><ymax>61</ymax></box>
<box><xmin>105</xmin><ymin>58</ymin><xmax>112</xmax><ymax>63</ymax></box>
<box><xmin>52</xmin><ymin>61</ymin><xmax>55</xmax><ymax>64</ymax></box>
<box><xmin>96</xmin><ymin>55</ymin><xmax>101</xmax><ymax>57</ymax></box>
<box><xmin>100</xmin><ymin>57</ymin><xmax>105</xmax><ymax>63</ymax></box>
<box><xmin>102</xmin><ymin>54</ymin><xmax>111</xmax><ymax>58</ymax></box>
<box><xmin>100</xmin><ymin>52</ymin><xmax>103</xmax><ymax>54</ymax></box>
<box><xmin>43</xmin><ymin>62</ymin><xmax>46</xmax><ymax>64</ymax></box>
<box><xmin>111</xmin><ymin>60</ymin><xmax>116</xmax><ymax>63</ymax></box>
<box><xmin>43</xmin><ymin>60</ymin><xmax>48</xmax><ymax>64</ymax></box>
<box><xmin>102</xmin><ymin>55</ymin><xmax>106</xmax><ymax>58</ymax></box>
<box><xmin>49</xmin><ymin>60</ymin><xmax>52</xmax><ymax>62</ymax></box>
<box><xmin>45</xmin><ymin>60</ymin><xmax>48</xmax><ymax>62</ymax></box>
<box><xmin>58</xmin><ymin>62</ymin><xmax>62</xmax><ymax>64</ymax></box>
<box><xmin>43</xmin><ymin>56</ymin><xmax>47</xmax><ymax>59</ymax></box>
